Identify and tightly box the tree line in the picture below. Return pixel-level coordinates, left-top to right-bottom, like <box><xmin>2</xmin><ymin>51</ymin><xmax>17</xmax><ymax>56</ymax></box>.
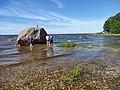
<box><xmin>103</xmin><ymin>12</ymin><xmax>120</xmax><ymax>34</ymax></box>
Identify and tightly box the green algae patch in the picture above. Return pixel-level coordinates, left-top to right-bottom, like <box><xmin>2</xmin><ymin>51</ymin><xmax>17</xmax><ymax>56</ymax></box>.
<box><xmin>57</xmin><ymin>41</ymin><xmax>77</xmax><ymax>48</ymax></box>
<box><xmin>57</xmin><ymin>41</ymin><xmax>100</xmax><ymax>48</ymax></box>
<box><xmin>60</xmin><ymin>67</ymin><xmax>82</xmax><ymax>83</ymax></box>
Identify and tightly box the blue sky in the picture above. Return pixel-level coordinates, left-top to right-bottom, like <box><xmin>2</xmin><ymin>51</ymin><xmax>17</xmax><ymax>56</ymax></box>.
<box><xmin>0</xmin><ymin>0</ymin><xmax>120</xmax><ymax>35</ymax></box>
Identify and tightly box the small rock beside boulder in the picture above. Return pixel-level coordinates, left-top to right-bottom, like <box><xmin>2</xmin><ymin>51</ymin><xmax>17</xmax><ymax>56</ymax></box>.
<box><xmin>17</xmin><ymin>26</ymin><xmax>48</xmax><ymax>45</ymax></box>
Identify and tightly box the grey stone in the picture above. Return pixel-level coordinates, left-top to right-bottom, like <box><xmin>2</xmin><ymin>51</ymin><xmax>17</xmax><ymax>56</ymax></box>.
<box><xmin>17</xmin><ymin>27</ymin><xmax>48</xmax><ymax>45</ymax></box>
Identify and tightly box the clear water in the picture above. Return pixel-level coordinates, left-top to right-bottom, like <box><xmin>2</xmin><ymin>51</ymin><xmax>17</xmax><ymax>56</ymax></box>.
<box><xmin>0</xmin><ymin>34</ymin><xmax>120</xmax><ymax>67</ymax></box>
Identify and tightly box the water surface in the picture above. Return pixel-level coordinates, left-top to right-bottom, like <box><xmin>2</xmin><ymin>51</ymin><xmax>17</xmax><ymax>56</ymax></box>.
<box><xmin>0</xmin><ymin>34</ymin><xmax>120</xmax><ymax>68</ymax></box>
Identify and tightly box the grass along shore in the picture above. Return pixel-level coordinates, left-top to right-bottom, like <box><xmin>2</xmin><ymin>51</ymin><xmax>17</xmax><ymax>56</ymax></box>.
<box><xmin>91</xmin><ymin>32</ymin><xmax>120</xmax><ymax>36</ymax></box>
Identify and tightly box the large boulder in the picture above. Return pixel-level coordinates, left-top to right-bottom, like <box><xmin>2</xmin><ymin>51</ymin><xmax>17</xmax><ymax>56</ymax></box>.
<box><xmin>17</xmin><ymin>26</ymin><xmax>48</xmax><ymax>45</ymax></box>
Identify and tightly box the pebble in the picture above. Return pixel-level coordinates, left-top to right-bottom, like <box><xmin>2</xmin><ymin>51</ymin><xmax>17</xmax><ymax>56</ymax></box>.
<box><xmin>30</xmin><ymin>82</ymin><xmax>34</xmax><ymax>86</ymax></box>
<box><xmin>93</xmin><ymin>81</ymin><xmax>96</xmax><ymax>84</ymax></box>
<box><xmin>1</xmin><ymin>63</ymin><xmax>120</xmax><ymax>90</ymax></box>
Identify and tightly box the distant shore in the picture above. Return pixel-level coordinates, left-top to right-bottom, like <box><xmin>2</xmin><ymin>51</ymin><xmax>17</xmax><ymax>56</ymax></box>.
<box><xmin>91</xmin><ymin>32</ymin><xmax>120</xmax><ymax>36</ymax></box>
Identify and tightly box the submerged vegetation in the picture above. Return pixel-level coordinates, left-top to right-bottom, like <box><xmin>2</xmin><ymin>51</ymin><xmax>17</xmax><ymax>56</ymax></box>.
<box><xmin>112</xmin><ymin>47</ymin><xmax>120</xmax><ymax>56</ymax></box>
<box><xmin>57</xmin><ymin>41</ymin><xmax>100</xmax><ymax>48</ymax></box>
<box><xmin>112</xmin><ymin>48</ymin><xmax>120</xmax><ymax>53</ymax></box>
<box><xmin>60</xmin><ymin>67</ymin><xmax>82</xmax><ymax>83</ymax></box>
<box><xmin>57</xmin><ymin>41</ymin><xmax>77</xmax><ymax>48</ymax></box>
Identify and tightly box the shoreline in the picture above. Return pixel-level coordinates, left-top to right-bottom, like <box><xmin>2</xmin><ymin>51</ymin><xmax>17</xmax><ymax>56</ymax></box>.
<box><xmin>91</xmin><ymin>33</ymin><xmax>120</xmax><ymax>36</ymax></box>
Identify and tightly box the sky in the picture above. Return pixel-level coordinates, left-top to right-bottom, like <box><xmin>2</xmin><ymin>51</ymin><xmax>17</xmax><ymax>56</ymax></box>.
<box><xmin>0</xmin><ymin>0</ymin><xmax>120</xmax><ymax>35</ymax></box>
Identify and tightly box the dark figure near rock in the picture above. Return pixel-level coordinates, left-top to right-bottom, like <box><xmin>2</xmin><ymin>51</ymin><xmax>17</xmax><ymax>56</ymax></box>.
<box><xmin>46</xmin><ymin>35</ymin><xmax>53</xmax><ymax>46</ymax></box>
<box><xmin>50</xmin><ymin>35</ymin><xmax>53</xmax><ymax>43</ymax></box>
<box><xmin>16</xmin><ymin>26</ymin><xmax>48</xmax><ymax>46</ymax></box>
<box><xmin>29</xmin><ymin>35</ymin><xmax>33</xmax><ymax>47</ymax></box>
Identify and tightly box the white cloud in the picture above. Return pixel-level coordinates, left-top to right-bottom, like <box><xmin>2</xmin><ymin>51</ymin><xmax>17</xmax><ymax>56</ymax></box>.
<box><xmin>0</xmin><ymin>0</ymin><xmax>106</xmax><ymax>34</ymax></box>
<box><xmin>46</xmin><ymin>19</ymin><xmax>105</xmax><ymax>34</ymax></box>
<box><xmin>37</xmin><ymin>11</ymin><xmax>105</xmax><ymax>33</ymax></box>
<box><xmin>50</xmin><ymin>0</ymin><xmax>63</xmax><ymax>8</ymax></box>
<box><xmin>0</xmin><ymin>6</ymin><xmax>49</xmax><ymax>21</ymax></box>
<box><xmin>0</xmin><ymin>22</ymin><xmax>30</xmax><ymax>35</ymax></box>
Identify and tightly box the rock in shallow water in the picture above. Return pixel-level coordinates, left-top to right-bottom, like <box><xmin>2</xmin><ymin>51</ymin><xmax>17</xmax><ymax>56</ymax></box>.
<box><xmin>17</xmin><ymin>26</ymin><xmax>48</xmax><ymax>45</ymax></box>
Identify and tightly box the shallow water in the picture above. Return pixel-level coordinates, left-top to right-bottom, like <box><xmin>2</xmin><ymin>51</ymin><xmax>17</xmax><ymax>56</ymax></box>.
<box><xmin>0</xmin><ymin>34</ymin><xmax>120</xmax><ymax>68</ymax></box>
<box><xmin>0</xmin><ymin>34</ymin><xmax>120</xmax><ymax>90</ymax></box>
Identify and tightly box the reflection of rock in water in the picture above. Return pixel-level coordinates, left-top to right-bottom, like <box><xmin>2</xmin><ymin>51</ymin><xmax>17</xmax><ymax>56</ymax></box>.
<box><xmin>47</xmin><ymin>47</ymin><xmax>53</xmax><ymax>57</ymax></box>
<box><xmin>17</xmin><ymin>46</ymin><xmax>50</xmax><ymax>61</ymax></box>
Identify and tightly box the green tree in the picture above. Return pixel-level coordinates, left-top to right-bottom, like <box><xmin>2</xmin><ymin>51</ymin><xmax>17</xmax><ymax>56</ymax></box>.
<box><xmin>103</xmin><ymin>12</ymin><xmax>120</xmax><ymax>34</ymax></box>
<box><xmin>103</xmin><ymin>19</ymin><xmax>110</xmax><ymax>33</ymax></box>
